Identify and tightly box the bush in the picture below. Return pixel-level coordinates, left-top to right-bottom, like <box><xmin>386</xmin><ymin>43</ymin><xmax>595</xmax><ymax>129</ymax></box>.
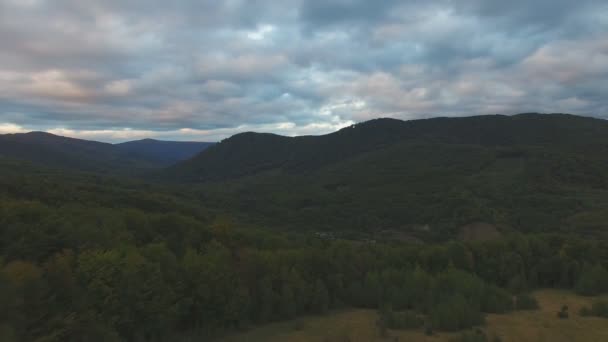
<box><xmin>481</xmin><ymin>285</ymin><xmax>513</xmax><ymax>313</ymax></box>
<box><xmin>580</xmin><ymin>300</ymin><xmax>608</xmax><ymax>318</ymax></box>
<box><xmin>575</xmin><ymin>264</ymin><xmax>608</xmax><ymax>296</ymax></box>
<box><xmin>515</xmin><ymin>293</ymin><xmax>539</xmax><ymax>310</ymax></box>
<box><xmin>448</xmin><ymin>329</ymin><xmax>488</xmax><ymax>342</ymax></box>
<box><xmin>591</xmin><ymin>301</ymin><xmax>608</xmax><ymax>317</ymax></box>
<box><xmin>424</xmin><ymin>324</ymin><xmax>434</xmax><ymax>336</ymax></box>
<box><xmin>430</xmin><ymin>294</ymin><xmax>484</xmax><ymax>331</ymax></box>
<box><xmin>391</xmin><ymin>311</ymin><xmax>424</xmax><ymax>330</ymax></box>
<box><xmin>557</xmin><ymin>305</ymin><xmax>569</xmax><ymax>319</ymax></box>
<box><xmin>507</xmin><ymin>274</ymin><xmax>528</xmax><ymax>293</ymax></box>
<box><xmin>378</xmin><ymin>307</ymin><xmax>424</xmax><ymax>330</ymax></box>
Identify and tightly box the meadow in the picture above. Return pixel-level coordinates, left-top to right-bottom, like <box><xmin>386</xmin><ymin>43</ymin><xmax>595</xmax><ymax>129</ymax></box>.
<box><xmin>220</xmin><ymin>290</ymin><xmax>608</xmax><ymax>342</ymax></box>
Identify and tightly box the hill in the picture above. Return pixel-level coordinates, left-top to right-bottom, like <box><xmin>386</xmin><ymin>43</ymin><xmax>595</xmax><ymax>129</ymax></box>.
<box><xmin>172</xmin><ymin>113</ymin><xmax>608</xmax><ymax>181</ymax></box>
<box><xmin>170</xmin><ymin>113</ymin><xmax>608</xmax><ymax>238</ymax></box>
<box><xmin>116</xmin><ymin>139</ymin><xmax>213</xmax><ymax>166</ymax></box>
<box><xmin>0</xmin><ymin>131</ymin><xmax>154</xmax><ymax>174</ymax></box>
<box><xmin>0</xmin><ymin>132</ymin><xmax>214</xmax><ymax>174</ymax></box>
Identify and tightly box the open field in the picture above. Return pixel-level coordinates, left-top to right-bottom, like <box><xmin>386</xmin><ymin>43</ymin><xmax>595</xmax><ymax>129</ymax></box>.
<box><xmin>219</xmin><ymin>290</ymin><xmax>608</xmax><ymax>342</ymax></box>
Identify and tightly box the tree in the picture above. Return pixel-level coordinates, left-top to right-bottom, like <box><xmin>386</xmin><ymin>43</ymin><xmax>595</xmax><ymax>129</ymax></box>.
<box><xmin>515</xmin><ymin>293</ymin><xmax>539</xmax><ymax>310</ymax></box>
<box><xmin>311</xmin><ymin>279</ymin><xmax>330</xmax><ymax>313</ymax></box>
<box><xmin>280</xmin><ymin>282</ymin><xmax>297</xmax><ymax>319</ymax></box>
<box><xmin>575</xmin><ymin>264</ymin><xmax>608</xmax><ymax>296</ymax></box>
<box><xmin>430</xmin><ymin>294</ymin><xmax>484</xmax><ymax>331</ymax></box>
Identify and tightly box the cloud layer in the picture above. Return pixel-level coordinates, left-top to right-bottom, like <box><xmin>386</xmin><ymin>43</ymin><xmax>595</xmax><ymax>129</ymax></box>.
<box><xmin>1</xmin><ymin>0</ymin><xmax>607</xmax><ymax>142</ymax></box>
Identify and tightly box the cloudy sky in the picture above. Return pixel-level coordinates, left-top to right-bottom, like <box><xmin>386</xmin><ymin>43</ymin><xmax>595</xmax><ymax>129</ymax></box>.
<box><xmin>1</xmin><ymin>0</ymin><xmax>607</xmax><ymax>142</ymax></box>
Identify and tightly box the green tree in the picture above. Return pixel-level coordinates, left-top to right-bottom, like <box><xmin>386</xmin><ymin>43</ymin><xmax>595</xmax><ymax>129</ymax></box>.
<box><xmin>575</xmin><ymin>263</ymin><xmax>608</xmax><ymax>296</ymax></box>
<box><xmin>280</xmin><ymin>282</ymin><xmax>297</xmax><ymax>319</ymax></box>
<box><xmin>311</xmin><ymin>279</ymin><xmax>330</xmax><ymax>313</ymax></box>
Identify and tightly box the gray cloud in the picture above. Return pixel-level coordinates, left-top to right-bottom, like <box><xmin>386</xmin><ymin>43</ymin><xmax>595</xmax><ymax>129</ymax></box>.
<box><xmin>0</xmin><ymin>0</ymin><xmax>607</xmax><ymax>142</ymax></box>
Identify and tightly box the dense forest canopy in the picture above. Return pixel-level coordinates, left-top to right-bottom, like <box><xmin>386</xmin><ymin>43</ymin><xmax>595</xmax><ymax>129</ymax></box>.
<box><xmin>2</xmin><ymin>114</ymin><xmax>608</xmax><ymax>341</ymax></box>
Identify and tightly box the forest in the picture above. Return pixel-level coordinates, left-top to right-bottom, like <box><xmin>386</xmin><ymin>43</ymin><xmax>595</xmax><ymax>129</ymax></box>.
<box><xmin>2</xmin><ymin>161</ymin><xmax>608</xmax><ymax>341</ymax></box>
<box><xmin>2</xmin><ymin>114</ymin><xmax>608</xmax><ymax>341</ymax></box>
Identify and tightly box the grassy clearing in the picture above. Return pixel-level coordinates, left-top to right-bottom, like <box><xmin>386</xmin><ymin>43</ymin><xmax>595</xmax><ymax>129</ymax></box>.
<box><xmin>218</xmin><ymin>290</ymin><xmax>608</xmax><ymax>342</ymax></box>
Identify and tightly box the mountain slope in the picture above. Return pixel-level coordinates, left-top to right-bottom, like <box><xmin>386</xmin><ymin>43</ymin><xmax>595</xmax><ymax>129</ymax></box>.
<box><xmin>116</xmin><ymin>139</ymin><xmax>213</xmax><ymax>166</ymax></box>
<box><xmin>171</xmin><ymin>113</ymin><xmax>608</xmax><ymax>181</ymax></box>
<box><xmin>169</xmin><ymin>113</ymin><xmax>608</xmax><ymax>238</ymax></box>
<box><xmin>0</xmin><ymin>132</ymin><xmax>159</xmax><ymax>174</ymax></box>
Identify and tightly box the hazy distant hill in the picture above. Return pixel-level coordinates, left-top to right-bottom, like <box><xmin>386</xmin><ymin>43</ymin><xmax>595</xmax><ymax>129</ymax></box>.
<box><xmin>0</xmin><ymin>132</ymin><xmax>153</xmax><ymax>174</ymax></box>
<box><xmin>116</xmin><ymin>139</ymin><xmax>213</xmax><ymax>166</ymax></box>
<box><xmin>0</xmin><ymin>132</ymin><xmax>212</xmax><ymax>174</ymax></box>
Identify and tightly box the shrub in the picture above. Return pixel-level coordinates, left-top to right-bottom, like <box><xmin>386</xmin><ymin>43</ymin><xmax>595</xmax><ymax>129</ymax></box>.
<box><xmin>424</xmin><ymin>324</ymin><xmax>434</xmax><ymax>336</ymax></box>
<box><xmin>591</xmin><ymin>301</ymin><xmax>608</xmax><ymax>317</ymax></box>
<box><xmin>391</xmin><ymin>311</ymin><xmax>424</xmax><ymax>330</ymax></box>
<box><xmin>507</xmin><ymin>274</ymin><xmax>528</xmax><ymax>293</ymax></box>
<box><xmin>430</xmin><ymin>294</ymin><xmax>484</xmax><ymax>331</ymax></box>
<box><xmin>378</xmin><ymin>307</ymin><xmax>424</xmax><ymax>330</ymax></box>
<box><xmin>575</xmin><ymin>264</ymin><xmax>608</xmax><ymax>296</ymax></box>
<box><xmin>515</xmin><ymin>293</ymin><xmax>539</xmax><ymax>310</ymax></box>
<box><xmin>580</xmin><ymin>300</ymin><xmax>608</xmax><ymax>318</ymax></box>
<box><xmin>448</xmin><ymin>329</ymin><xmax>488</xmax><ymax>342</ymax></box>
<box><xmin>557</xmin><ymin>305</ymin><xmax>569</xmax><ymax>319</ymax></box>
<box><xmin>481</xmin><ymin>285</ymin><xmax>513</xmax><ymax>313</ymax></box>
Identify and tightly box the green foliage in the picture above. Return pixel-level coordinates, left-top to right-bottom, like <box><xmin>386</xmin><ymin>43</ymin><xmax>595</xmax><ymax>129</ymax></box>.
<box><xmin>168</xmin><ymin>114</ymin><xmax>608</xmax><ymax>239</ymax></box>
<box><xmin>311</xmin><ymin>279</ymin><xmax>330</xmax><ymax>313</ymax></box>
<box><xmin>575</xmin><ymin>264</ymin><xmax>608</xmax><ymax>296</ymax></box>
<box><xmin>480</xmin><ymin>285</ymin><xmax>513</xmax><ymax>313</ymax></box>
<box><xmin>515</xmin><ymin>293</ymin><xmax>539</xmax><ymax>310</ymax></box>
<box><xmin>449</xmin><ymin>329</ymin><xmax>502</xmax><ymax>342</ymax></box>
<box><xmin>580</xmin><ymin>300</ymin><xmax>608</xmax><ymax>318</ymax></box>
<box><xmin>378</xmin><ymin>307</ymin><xmax>424</xmax><ymax>330</ymax></box>
<box><xmin>430</xmin><ymin>294</ymin><xmax>485</xmax><ymax>331</ymax></box>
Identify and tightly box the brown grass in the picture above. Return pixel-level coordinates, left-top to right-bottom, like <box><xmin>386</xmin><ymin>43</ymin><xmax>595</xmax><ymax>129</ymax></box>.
<box><xmin>218</xmin><ymin>290</ymin><xmax>608</xmax><ymax>342</ymax></box>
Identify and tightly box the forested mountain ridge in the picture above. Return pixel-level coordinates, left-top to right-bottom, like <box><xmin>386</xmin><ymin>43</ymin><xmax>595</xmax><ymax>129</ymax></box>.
<box><xmin>170</xmin><ymin>113</ymin><xmax>608</xmax><ymax>181</ymax></box>
<box><xmin>0</xmin><ymin>131</ymin><xmax>154</xmax><ymax>174</ymax></box>
<box><xmin>0</xmin><ymin>132</ymin><xmax>212</xmax><ymax>174</ymax></box>
<box><xmin>116</xmin><ymin>139</ymin><xmax>213</xmax><ymax>165</ymax></box>
<box><xmin>169</xmin><ymin>113</ymin><xmax>608</xmax><ymax>238</ymax></box>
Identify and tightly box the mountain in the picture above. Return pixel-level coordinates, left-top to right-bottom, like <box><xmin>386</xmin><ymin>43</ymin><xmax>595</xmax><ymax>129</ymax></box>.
<box><xmin>116</xmin><ymin>139</ymin><xmax>213</xmax><ymax>166</ymax></box>
<box><xmin>0</xmin><ymin>131</ymin><xmax>160</xmax><ymax>174</ymax></box>
<box><xmin>170</xmin><ymin>113</ymin><xmax>608</xmax><ymax>238</ymax></box>
<box><xmin>0</xmin><ymin>132</ymin><xmax>215</xmax><ymax>173</ymax></box>
<box><xmin>171</xmin><ymin>113</ymin><xmax>608</xmax><ymax>181</ymax></box>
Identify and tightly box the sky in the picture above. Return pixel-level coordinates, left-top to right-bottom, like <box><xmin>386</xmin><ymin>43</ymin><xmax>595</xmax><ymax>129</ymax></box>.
<box><xmin>0</xmin><ymin>0</ymin><xmax>607</xmax><ymax>142</ymax></box>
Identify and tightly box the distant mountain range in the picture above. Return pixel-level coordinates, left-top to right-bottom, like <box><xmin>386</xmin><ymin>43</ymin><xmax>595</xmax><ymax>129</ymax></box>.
<box><xmin>116</xmin><ymin>139</ymin><xmax>213</xmax><ymax>165</ymax></box>
<box><xmin>0</xmin><ymin>132</ymin><xmax>213</xmax><ymax>174</ymax></box>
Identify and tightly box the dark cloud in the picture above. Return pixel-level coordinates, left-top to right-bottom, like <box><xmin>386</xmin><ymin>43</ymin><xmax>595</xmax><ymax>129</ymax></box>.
<box><xmin>0</xmin><ymin>0</ymin><xmax>607</xmax><ymax>142</ymax></box>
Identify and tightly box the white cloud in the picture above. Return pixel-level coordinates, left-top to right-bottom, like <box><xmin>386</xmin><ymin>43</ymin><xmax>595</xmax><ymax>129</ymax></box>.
<box><xmin>0</xmin><ymin>123</ymin><xmax>27</xmax><ymax>134</ymax></box>
<box><xmin>0</xmin><ymin>0</ymin><xmax>607</xmax><ymax>139</ymax></box>
<box><xmin>246</xmin><ymin>24</ymin><xmax>275</xmax><ymax>40</ymax></box>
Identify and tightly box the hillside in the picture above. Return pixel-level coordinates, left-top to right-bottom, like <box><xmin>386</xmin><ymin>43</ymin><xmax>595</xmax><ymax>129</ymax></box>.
<box><xmin>0</xmin><ymin>131</ymin><xmax>158</xmax><ymax>174</ymax></box>
<box><xmin>171</xmin><ymin>113</ymin><xmax>608</xmax><ymax>181</ymax></box>
<box><xmin>0</xmin><ymin>132</ymin><xmax>214</xmax><ymax>174</ymax></box>
<box><xmin>116</xmin><ymin>139</ymin><xmax>213</xmax><ymax>165</ymax></box>
<box><xmin>171</xmin><ymin>114</ymin><xmax>608</xmax><ymax>238</ymax></box>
